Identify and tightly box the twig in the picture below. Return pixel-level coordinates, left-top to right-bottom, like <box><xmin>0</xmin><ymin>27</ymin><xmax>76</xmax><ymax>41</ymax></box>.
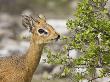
<box><xmin>88</xmin><ymin>76</ymin><xmax>101</xmax><ymax>82</ymax></box>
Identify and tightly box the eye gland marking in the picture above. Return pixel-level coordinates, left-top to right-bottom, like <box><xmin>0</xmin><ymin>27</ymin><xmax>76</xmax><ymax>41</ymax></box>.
<box><xmin>44</xmin><ymin>31</ymin><xmax>48</xmax><ymax>35</ymax></box>
<box><xmin>38</xmin><ymin>29</ymin><xmax>48</xmax><ymax>35</ymax></box>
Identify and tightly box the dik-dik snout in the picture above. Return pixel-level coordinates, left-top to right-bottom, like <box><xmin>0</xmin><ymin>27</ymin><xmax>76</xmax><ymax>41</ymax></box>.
<box><xmin>22</xmin><ymin>15</ymin><xmax>60</xmax><ymax>44</ymax></box>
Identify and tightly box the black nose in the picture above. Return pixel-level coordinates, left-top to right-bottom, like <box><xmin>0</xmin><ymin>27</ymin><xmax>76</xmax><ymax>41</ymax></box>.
<box><xmin>56</xmin><ymin>35</ymin><xmax>60</xmax><ymax>41</ymax></box>
<box><xmin>58</xmin><ymin>35</ymin><xmax>60</xmax><ymax>39</ymax></box>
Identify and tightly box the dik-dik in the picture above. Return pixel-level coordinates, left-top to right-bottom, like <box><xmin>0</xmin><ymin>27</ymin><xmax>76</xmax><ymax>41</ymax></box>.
<box><xmin>0</xmin><ymin>15</ymin><xmax>60</xmax><ymax>82</ymax></box>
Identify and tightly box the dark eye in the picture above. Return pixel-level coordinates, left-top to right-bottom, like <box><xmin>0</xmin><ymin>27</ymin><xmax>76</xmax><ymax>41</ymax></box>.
<box><xmin>38</xmin><ymin>29</ymin><xmax>45</xmax><ymax>34</ymax></box>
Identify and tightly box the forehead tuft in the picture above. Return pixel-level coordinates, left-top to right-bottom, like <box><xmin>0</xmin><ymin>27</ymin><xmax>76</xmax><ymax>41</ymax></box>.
<box><xmin>37</xmin><ymin>18</ymin><xmax>46</xmax><ymax>24</ymax></box>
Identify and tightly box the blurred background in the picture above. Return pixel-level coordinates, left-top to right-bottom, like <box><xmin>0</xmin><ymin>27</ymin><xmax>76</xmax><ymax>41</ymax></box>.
<box><xmin>0</xmin><ymin>0</ymin><xmax>78</xmax><ymax>18</ymax></box>
<box><xmin>0</xmin><ymin>0</ymin><xmax>79</xmax><ymax>82</ymax></box>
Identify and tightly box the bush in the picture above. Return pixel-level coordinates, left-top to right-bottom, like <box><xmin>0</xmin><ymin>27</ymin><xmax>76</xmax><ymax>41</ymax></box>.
<box><xmin>46</xmin><ymin>0</ymin><xmax>110</xmax><ymax>81</ymax></box>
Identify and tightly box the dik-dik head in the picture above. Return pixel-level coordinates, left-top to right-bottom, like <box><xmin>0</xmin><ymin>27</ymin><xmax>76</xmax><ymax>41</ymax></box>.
<box><xmin>22</xmin><ymin>15</ymin><xmax>60</xmax><ymax>44</ymax></box>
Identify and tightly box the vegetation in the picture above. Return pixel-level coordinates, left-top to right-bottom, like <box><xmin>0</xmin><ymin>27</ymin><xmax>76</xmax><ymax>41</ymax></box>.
<box><xmin>47</xmin><ymin>0</ymin><xmax>110</xmax><ymax>81</ymax></box>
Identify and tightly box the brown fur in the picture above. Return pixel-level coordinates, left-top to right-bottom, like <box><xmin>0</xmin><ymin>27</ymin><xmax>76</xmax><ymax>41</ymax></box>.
<box><xmin>0</xmin><ymin>15</ymin><xmax>60</xmax><ymax>82</ymax></box>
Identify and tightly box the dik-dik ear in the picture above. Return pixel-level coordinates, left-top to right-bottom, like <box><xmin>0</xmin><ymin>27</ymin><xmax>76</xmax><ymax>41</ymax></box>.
<box><xmin>22</xmin><ymin>15</ymin><xmax>37</xmax><ymax>32</ymax></box>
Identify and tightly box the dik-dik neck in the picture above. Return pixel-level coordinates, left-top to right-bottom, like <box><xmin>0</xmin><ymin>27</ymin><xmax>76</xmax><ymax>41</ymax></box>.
<box><xmin>25</xmin><ymin>39</ymin><xmax>44</xmax><ymax>74</ymax></box>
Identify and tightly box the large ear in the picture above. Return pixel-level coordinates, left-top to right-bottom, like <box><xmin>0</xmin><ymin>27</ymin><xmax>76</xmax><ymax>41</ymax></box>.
<box><xmin>22</xmin><ymin>15</ymin><xmax>36</xmax><ymax>32</ymax></box>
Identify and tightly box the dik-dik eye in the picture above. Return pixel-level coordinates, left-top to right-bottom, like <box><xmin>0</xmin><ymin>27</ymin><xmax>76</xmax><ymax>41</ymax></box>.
<box><xmin>38</xmin><ymin>29</ymin><xmax>45</xmax><ymax>34</ymax></box>
<box><xmin>37</xmin><ymin>28</ymin><xmax>48</xmax><ymax>36</ymax></box>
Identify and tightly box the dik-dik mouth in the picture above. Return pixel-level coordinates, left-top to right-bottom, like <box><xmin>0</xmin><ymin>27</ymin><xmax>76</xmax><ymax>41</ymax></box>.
<box><xmin>55</xmin><ymin>35</ymin><xmax>60</xmax><ymax>41</ymax></box>
<box><xmin>51</xmin><ymin>35</ymin><xmax>60</xmax><ymax>41</ymax></box>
